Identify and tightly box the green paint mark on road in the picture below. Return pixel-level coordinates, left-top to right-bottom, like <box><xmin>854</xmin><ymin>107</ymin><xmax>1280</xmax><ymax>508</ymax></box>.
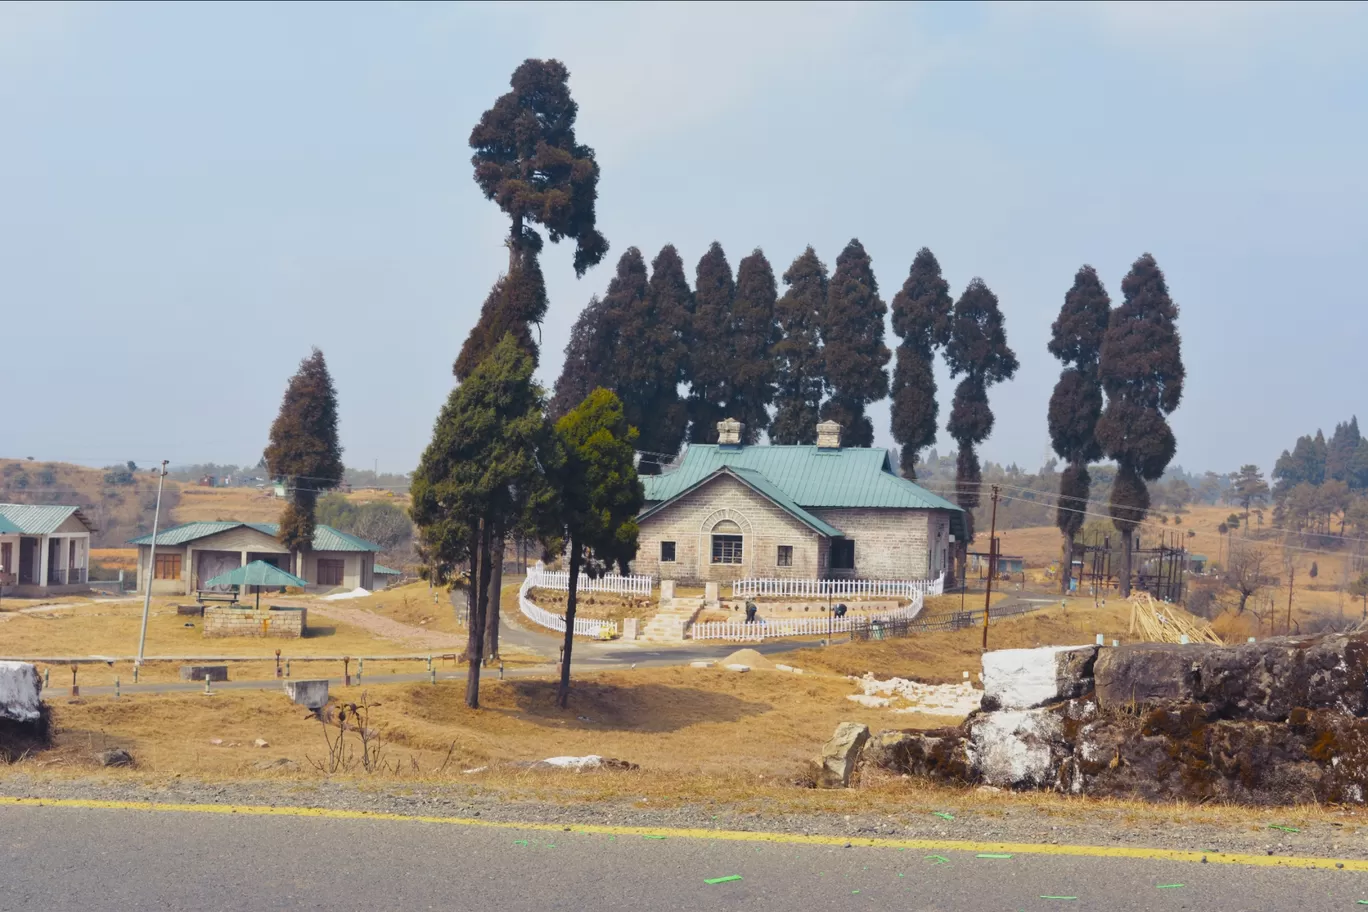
<box><xmin>513</xmin><ymin>840</ymin><xmax>528</xmax><ymax>846</ymax></box>
<box><xmin>977</xmin><ymin>853</ymin><xmax>1013</xmax><ymax>859</ymax></box>
<box><xmin>1269</xmin><ymin>824</ymin><xmax>1300</xmax><ymax>833</ymax></box>
<box><xmin>1040</xmin><ymin>897</ymin><xmax>1078</xmax><ymax>901</ymax></box>
<box><xmin>934</xmin><ymin>812</ymin><xmax>955</xmax><ymax>820</ymax></box>
<box><xmin>925</xmin><ymin>855</ymin><xmax>949</xmax><ymax>865</ymax></box>
<box><xmin>704</xmin><ymin>875</ymin><xmax>743</xmax><ymax>885</ymax></box>
<box><xmin>643</xmin><ymin>835</ymin><xmax>667</xmax><ymax>840</ymax></box>
<box><xmin>1156</xmin><ymin>884</ymin><xmax>1184</xmax><ymax>889</ymax></box>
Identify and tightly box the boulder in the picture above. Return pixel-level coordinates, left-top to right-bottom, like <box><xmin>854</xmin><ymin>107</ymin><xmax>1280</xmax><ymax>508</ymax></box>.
<box><xmin>0</xmin><ymin>662</ymin><xmax>42</xmax><ymax>723</ymax></box>
<box><xmin>980</xmin><ymin>645</ymin><xmax>1098</xmax><ymax>711</ymax></box>
<box><xmin>965</xmin><ymin>703</ymin><xmax>1091</xmax><ymax>789</ymax></box>
<box><xmin>1195</xmin><ymin>635</ymin><xmax>1368</xmax><ymax>722</ymax></box>
<box><xmin>283</xmin><ymin>679</ymin><xmax>330</xmax><ymax>710</ymax></box>
<box><xmin>95</xmin><ymin>748</ymin><xmax>133</xmax><ymax>767</ymax></box>
<box><xmin>1094</xmin><ymin>644</ymin><xmax>1209</xmax><ymax>709</ymax></box>
<box><xmin>861</xmin><ymin>729</ymin><xmax>972</xmax><ymax>782</ymax></box>
<box><xmin>817</xmin><ymin>722</ymin><xmax>870</xmax><ymax>788</ymax></box>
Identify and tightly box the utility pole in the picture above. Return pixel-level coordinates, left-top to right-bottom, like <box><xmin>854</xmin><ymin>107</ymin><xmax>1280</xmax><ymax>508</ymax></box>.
<box><xmin>982</xmin><ymin>484</ymin><xmax>1000</xmax><ymax>651</ymax></box>
<box><xmin>136</xmin><ymin>460</ymin><xmax>169</xmax><ymax>666</ymax></box>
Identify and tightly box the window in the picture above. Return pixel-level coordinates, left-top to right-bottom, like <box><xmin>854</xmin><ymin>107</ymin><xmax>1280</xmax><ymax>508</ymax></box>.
<box><xmin>830</xmin><ymin>539</ymin><xmax>855</xmax><ymax>570</ymax></box>
<box><xmin>711</xmin><ymin>535</ymin><xmax>743</xmax><ymax>564</ymax></box>
<box><xmin>776</xmin><ymin>545</ymin><xmax>793</xmax><ymax>567</ymax></box>
<box><xmin>660</xmin><ymin>541</ymin><xmax>677</xmax><ymax>562</ymax></box>
<box><xmin>154</xmin><ymin>553</ymin><xmax>182</xmax><ymax>580</ymax></box>
<box><xmin>317</xmin><ymin>558</ymin><xmax>345</xmax><ymax>587</ymax></box>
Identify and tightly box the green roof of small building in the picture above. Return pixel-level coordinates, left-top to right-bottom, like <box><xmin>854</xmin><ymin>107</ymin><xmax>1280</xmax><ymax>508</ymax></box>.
<box><xmin>373</xmin><ymin>563</ymin><xmax>401</xmax><ymax>576</ymax></box>
<box><xmin>129</xmin><ymin>521</ymin><xmax>381</xmax><ymax>552</ymax></box>
<box><xmin>640</xmin><ymin>466</ymin><xmax>845</xmax><ymax>538</ymax></box>
<box><xmin>0</xmin><ymin>503</ymin><xmax>95</xmax><ymax>535</ymax></box>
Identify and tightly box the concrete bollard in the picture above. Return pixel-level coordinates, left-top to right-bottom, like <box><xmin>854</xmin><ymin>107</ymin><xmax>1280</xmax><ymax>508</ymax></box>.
<box><xmin>132</xmin><ymin>664</ymin><xmax>139</xmax><ymax>684</ymax></box>
<box><xmin>115</xmin><ymin>677</ymin><xmax>120</xmax><ymax>699</ymax></box>
<box><xmin>343</xmin><ymin>657</ymin><xmax>351</xmax><ymax>687</ymax></box>
<box><xmin>498</xmin><ymin>661</ymin><xmax>505</xmax><ymax>680</ymax></box>
<box><xmin>427</xmin><ymin>655</ymin><xmax>433</xmax><ymax>672</ymax></box>
<box><xmin>357</xmin><ymin>658</ymin><xmax>363</xmax><ymax>684</ymax></box>
<box><xmin>204</xmin><ymin>673</ymin><xmax>212</xmax><ymax>695</ymax></box>
<box><xmin>43</xmin><ymin>668</ymin><xmax>50</xmax><ymax>689</ymax></box>
<box><xmin>430</xmin><ymin>666</ymin><xmax>437</xmax><ymax>685</ymax></box>
<box><xmin>1095</xmin><ymin>633</ymin><xmax>1104</xmax><ymax>646</ymax></box>
<box><xmin>285</xmin><ymin>659</ymin><xmax>291</xmax><ymax>678</ymax></box>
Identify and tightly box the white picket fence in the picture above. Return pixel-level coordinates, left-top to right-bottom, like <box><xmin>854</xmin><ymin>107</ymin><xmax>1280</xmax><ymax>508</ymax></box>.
<box><xmin>517</xmin><ymin>571</ymin><xmax>618</xmax><ymax>638</ymax></box>
<box><xmin>526</xmin><ymin>561</ymin><xmax>654</xmax><ymax>596</ymax></box>
<box><xmin>691</xmin><ymin>593</ymin><xmax>925</xmax><ymax>642</ymax></box>
<box><xmin>730</xmin><ymin>575</ymin><xmax>944</xmax><ymax>600</ymax></box>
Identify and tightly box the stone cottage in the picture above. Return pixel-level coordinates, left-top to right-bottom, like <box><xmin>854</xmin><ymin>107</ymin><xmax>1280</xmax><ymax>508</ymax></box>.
<box><xmin>634</xmin><ymin>419</ymin><xmax>964</xmax><ymax>584</ymax></box>
<box><xmin>130</xmin><ymin>521</ymin><xmax>381</xmax><ymax>595</ymax></box>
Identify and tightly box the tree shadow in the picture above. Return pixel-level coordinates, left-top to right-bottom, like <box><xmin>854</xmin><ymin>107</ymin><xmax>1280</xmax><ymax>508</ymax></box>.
<box><xmin>501</xmin><ymin>679</ymin><xmax>772</xmax><ymax>734</ymax></box>
<box><xmin>303</xmin><ymin>626</ymin><xmax>337</xmax><ymax>638</ymax></box>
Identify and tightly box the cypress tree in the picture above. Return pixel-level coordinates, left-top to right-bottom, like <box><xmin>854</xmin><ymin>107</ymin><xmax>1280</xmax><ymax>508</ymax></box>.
<box><xmin>819</xmin><ymin>239</ymin><xmax>889</xmax><ymax>447</ymax></box>
<box><xmin>264</xmin><ymin>348</ymin><xmax>344</xmax><ymax>562</ymax></box>
<box><xmin>1096</xmin><ymin>253</ymin><xmax>1185</xmax><ymax>596</ymax></box>
<box><xmin>890</xmin><ymin>247</ymin><xmax>953</xmax><ymax>477</ymax></box>
<box><xmin>727</xmin><ymin>249</ymin><xmax>779</xmax><ymax>444</ymax></box>
<box><xmin>453</xmin><ymin>249</ymin><xmax>549</xmax><ymax>380</ymax></box>
<box><xmin>550</xmin><ymin>294</ymin><xmax>616</xmax><ymax>421</ymax></box>
<box><xmin>945</xmin><ymin>278</ymin><xmax>1018</xmax><ymax>556</ymax></box>
<box><xmin>771</xmin><ymin>247</ymin><xmax>828</xmax><ymax>445</ymax></box>
<box><xmin>688</xmin><ymin>242</ymin><xmax>736</xmax><ymax>443</ymax></box>
<box><xmin>1046</xmin><ymin>265</ymin><xmax>1111</xmax><ymax>593</ymax></box>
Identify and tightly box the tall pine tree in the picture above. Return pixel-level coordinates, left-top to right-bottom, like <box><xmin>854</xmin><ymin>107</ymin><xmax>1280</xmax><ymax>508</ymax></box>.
<box><xmin>944</xmin><ymin>278</ymin><xmax>1018</xmax><ymax>561</ymax></box>
<box><xmin>819</xmin><ymin>239</ymin><xmax>889</xmax><ymax>447</ymax></box>
<box><xmin>264</xmin><ymin>348</ymin><xmax>344</xmax><ymax>566</ymax></box>
<box><xmin>1046</xmin><ymin>265</ymin><xmax>1111</xmax><ymax>593</ymax></box>
<box><xmin>688</xmin><ymin>242</ymin><xmax>736</xmax><ymax>443</ymax></box>
<box><xmin>1096</xmin><ymin>253</ymin><xmax>1184</xmax><ymax>596</ymax></box>
<box><xmin>771</xmin><ymin>247</ymin><xmax>828</xmax><ymax>445</ymax></box>
<box><xmin>890</xmin><ymin>247</ymin><xmax>953</xmax><ymax>477</ymax></box>
<box><xmin>726</xmin><ymin>249</ymin><xmax>780</xmax><ymax>444</ymax></box>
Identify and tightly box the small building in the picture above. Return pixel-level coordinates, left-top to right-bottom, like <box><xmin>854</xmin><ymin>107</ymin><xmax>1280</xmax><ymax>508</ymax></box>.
<box><xmin>0</xmin><ymin>503</ymin><xmax>96</xmax><ymax>595</ymax></box>
<box><xmin>970</xmin><ymin>552</ymin><xmax>1025</xmax><ymax>577</ymax></box>
<box><xmin>130</xmin><ymin>521</ymin><xmax>381</xmax><ymax>595</ymax></box>
<box><xmin>1186</xmin><ymin>554</ymin><xmax>1208</xmax><ymax>574</ymax></box>
<box><xmin>633</xmin><ymin>419</ymin><xmax>964</xmax><ymax>584</ymax></box>
<box><xmin>373</xmin><ymin>563</ymin><xmax>401</xmax><ymax>589</ymax></box>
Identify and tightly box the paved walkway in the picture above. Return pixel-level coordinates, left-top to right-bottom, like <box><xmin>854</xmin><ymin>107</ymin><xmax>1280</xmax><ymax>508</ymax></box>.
<box><xmin>306</xmin><ymin>603</ymin><xmax>467</xmax><ymax>651</ymax></box>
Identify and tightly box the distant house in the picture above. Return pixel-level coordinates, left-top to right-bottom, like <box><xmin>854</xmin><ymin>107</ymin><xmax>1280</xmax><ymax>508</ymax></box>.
<box><xmin>1186</xmin><ymin>554</ymin><xmax>1208</xmax><ymax>574</ymax></box>
<box><xmin>0</xmin><ymin>503</ymin><xmax>96</xmax><ymax>595</ymax></box>
<box><xmin>970</xmin><ymin>552</ymin><xmax>1025</xmax><ymax>577</ymax></box>
<box><xmin>633</xmin><ymin>419</ymin><xmax>964</xmax><ymax>584</ymax></box>
<box><xmin>129</xmin><ymin>521</ymin><xmax>381</xmax><ymax>595</ymax></box>
<box><xmin>373</xmin><ymin>563</ymin><xmax>401</xmax><ymax>589</ymax></box>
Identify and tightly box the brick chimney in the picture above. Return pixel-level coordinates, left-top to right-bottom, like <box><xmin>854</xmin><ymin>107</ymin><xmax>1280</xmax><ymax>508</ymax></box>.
<box><xmin>716</xmin><ymin>417</ymin><xmax>744</xmax><ymax>446</ymax></box>
<box><xmin>816</xmin><ymin>420</ymin><xmax>842</xmax><ymax>449</ymax></box>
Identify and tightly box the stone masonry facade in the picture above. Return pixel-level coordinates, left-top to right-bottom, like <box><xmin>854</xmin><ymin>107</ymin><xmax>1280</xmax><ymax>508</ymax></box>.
<box><xmin>203</xmin><ymin>606</ymin><xmax>306</xmax><ymax>638</ymax></box>
<box><xmin>634</xmin><ymin>475</ymin><xmax>827</xmax><ymax>584</ymax></box>
<box><xmin>808</xmin><ymin>508</ymin><xmax>950</xmax><ymax>581</ymax></box>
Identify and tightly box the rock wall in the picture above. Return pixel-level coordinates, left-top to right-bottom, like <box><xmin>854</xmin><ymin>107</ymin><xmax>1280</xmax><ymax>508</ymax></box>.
<box><xmin>859</xmin><ymin>635</ymin><xmax>1368</xmax><ymax>805</ymax></box>
<box><xmin>203</xmin><ymin>606</ymin><xmax>306</xmax><ymax>638</ymax></box>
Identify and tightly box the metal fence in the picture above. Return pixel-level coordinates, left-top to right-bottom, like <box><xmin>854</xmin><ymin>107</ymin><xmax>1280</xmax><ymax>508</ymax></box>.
<box><xmin>691</xmin><ymin>593</ymin><xmax>925</xmax><ymax>641</ymax></box>
<box><xmin>525</xmin><ymin>561</ymin><xmax>654</xmax><ymax>596</ymax></box>
<box><xmin>849</xmin><ymin>598</ymin><xmax>1048</xmax><ymax>640</ymax></box>
<box><xmin>730</xmin><ymin>575</ymin><xmax>945</xmax><ymax>600</ymax></box>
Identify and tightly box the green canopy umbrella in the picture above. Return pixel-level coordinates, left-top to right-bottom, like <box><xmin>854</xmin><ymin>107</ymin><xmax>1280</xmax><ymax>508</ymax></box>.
<box><xmin>203</xmin><ymin>560</ymin><xmax>309</xmax><ymax>609</ymax></box>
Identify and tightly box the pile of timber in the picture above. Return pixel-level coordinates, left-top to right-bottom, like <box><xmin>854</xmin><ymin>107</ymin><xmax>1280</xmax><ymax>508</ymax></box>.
<box><xmin>1127</xmin><ymin>592</ymin><xmax>1223</xmax><ymax>645</ymax></box>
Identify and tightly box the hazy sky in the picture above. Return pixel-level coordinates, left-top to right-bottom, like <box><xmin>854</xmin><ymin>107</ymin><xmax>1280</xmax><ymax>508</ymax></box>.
<box><xmin>3</xmin><ymin>1</ymin><xmax>1366</xmax><ymax>477</ymax></box>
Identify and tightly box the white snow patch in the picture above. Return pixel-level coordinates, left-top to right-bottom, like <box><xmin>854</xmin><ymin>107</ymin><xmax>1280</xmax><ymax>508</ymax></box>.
<box><xmin>967</xmin><ymin>708</ymin><xmax>1062</xmax><ymax>787</ymax></box>
<box><xmin>850</xmin><ymin>674</ymin><xmax>981</xmax><ymax>717</ymax></box>
<box><xmin>981</xmin><ymin>645</ymin><xmax>1090</xmax><ymax>710</ymax></box>
<box><xmin>321</xmin><ymin>587</ymin><xmax>372</xmax><ymax>601</ymax></box>
<box><xmin>0</xmin><ymin>661</ymin><xmax>42</xmax><ymax>723</ymax></box>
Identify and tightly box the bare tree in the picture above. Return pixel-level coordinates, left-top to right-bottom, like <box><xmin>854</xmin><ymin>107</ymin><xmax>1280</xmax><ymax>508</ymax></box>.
<box><xmin>1224</xmin><ymin>541</ymin><xmax>1271</xmax><ymax>615</ymax></box>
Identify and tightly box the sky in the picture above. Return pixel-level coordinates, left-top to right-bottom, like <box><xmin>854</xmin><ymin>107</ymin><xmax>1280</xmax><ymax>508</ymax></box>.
<box><xmin>2</xmin><ymin>1</ymin><xmax>1366</xmax><ymax>478</ymax></box>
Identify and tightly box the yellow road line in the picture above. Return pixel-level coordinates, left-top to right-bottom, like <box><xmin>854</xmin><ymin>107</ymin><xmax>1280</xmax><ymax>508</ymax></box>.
<box><xmin>0</xmin><ymin>796</ymin><xmax>1361</xmax><ymax>871</ymax></box>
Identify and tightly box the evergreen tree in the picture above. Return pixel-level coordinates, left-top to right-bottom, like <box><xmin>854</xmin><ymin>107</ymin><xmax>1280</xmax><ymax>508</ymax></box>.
<box><xmin>1274</xmin><ymin>431</ymin><xmax>1328</xmax><ymax>498</ymax></box>
<box><xmin>1096</xmin><ymin>253</ymin><xmax>1185</xmax><ymax>596</ymax></box>
<box><xmin>454</xmin><ymin>250</ymin><xmax>549</xmax><ymax>380</ymax></box>
<box><xmin>264</xmin><ymin>348</ymin><xmax>344</xmax><ymax>561</ymax></box>
<box><xmin>1046</xmin><ymin>265</ymin><xmax>1110</xmax><ymax>592</ymax></box>
<box><xmin>819</xmin><ymin>239</ymin><xmax>889</xmax><ymax>447</ymax></box>
<box><xmin>469</xmin><ymin>58</ymin><xmax>607</xmax><ymax>277</ymax></box>
<box><xmin>771</xmin><ymin>247</ymin><xmax>828</xmax><ymax>445</ymax></box>
<box><xmin>890</xmin><ymin>247</ymin><xmax>953</xmax><ymax>477</ymax></box>
<box><xmin>547</xmin><ymin>388</ymin><xmax>644</xmax><ymax>707</ymax></box>
<box><xmin>1229</xmin><ymin>464</ymin><xmax>1270</xmax><ymax>532</ymax></box>
<box><xmin>1327</xmin><ymin>417</ymin><xmax>1363</xmax><ymax>484</ymax></box>
<box><xmin>410</xmin><ymin>335</ymin><xmax>553</xmax><ymax>708</ymax></box>
<box><xmin>687</xmin><ymin>242</ymin><xmax>736</xmax><ymax>443</ymax></box>
<box><xmin>727</xmin><ymin>249</ymin><xmax>779</xmax><ymax>443</ymax></box>
<box><xmin>550</xmin><ymin>294</ymin><xmax>616</xmax><ymax>420</ymax></box>
<box><xmin>945</xmin><ymin>278</ymin><xmax>1018</xmax><ymax>553</ymax></box>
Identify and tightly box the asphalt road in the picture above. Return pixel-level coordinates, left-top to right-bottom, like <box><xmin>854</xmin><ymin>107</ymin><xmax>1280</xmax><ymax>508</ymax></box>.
<box><xmin>2</xmin><ymin>802</ymin><xmax>1365</xmax><ymax>911</ymax></box>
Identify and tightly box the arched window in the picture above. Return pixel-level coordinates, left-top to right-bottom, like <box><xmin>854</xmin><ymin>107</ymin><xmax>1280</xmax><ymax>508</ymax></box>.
<box><xmin>711</xmin><ymin>519</ymin><xmax>743</xmax><ymax>564</ymax></box>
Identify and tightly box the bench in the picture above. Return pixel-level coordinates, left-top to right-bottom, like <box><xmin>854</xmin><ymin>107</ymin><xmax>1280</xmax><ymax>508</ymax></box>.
<box><xmin>195</xmin><ymin>590</ymin><xmax>240</xmax><ymax>606</ymax></box>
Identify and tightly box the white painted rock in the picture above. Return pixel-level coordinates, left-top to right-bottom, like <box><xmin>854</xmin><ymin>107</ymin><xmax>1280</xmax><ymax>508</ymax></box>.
<box><xmin>0</xmin><ymin>661</ymin><xmax>42</xmax><ymax>723</ymax></box>
<box><xmin>847</xmin><ymin>694</ymin><xmax>892</xmax><ymax>708</ymax></box>
<box><xmin>541</xmin><ymin>755</ymin><xmax>603</xmax><ymax>770</ymax></box>
<box><xmin>689</xmin><ymin>661</ymin><xmax>714</xmax><ymax>669</ymax></box>
<box><xmin>965</xmin><ymin>708</ymin><xmax>1062</xmax><ymax>788</ymax></box>
<box><xmin>980</xmin><ymin>645</ymin><xmax>1098</xmax><ymax>711</ymax></box>
<box><xmin>725</xmin><ymin>664</ymin><xmax>750</xmax><ymax>673</ymax></box>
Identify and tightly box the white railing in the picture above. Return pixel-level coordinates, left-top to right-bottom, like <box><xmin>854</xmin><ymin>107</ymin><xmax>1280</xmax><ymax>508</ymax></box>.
<box><xmin>691</xmin><ymin>592</ymin><xmax>925</xmax><ymax>641</ymax></box>
<box><xmin>730</xmin><ymin>574</ymin><xmax>944</xmax><ymax>600</ymax></box>
<box><xmin>517</xmin><ymin>571</ymin><xmax>617</xmax><ymax>638</ymax></box>
<box><xmin>526</xmin><ymin>561</ymin><xmax>654</xmax><ymax>596</ymax></box>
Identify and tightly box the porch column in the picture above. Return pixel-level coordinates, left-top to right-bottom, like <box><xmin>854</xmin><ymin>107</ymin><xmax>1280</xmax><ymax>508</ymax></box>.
<box><xmin>37</xmin><ymin>535</ymin><xmax>50</xmax><ymax>588</ymax></box>
<box><xmin>185</xmin><ymin>546</ymin><xmax>195</xmax><ymax>593</ymax></box>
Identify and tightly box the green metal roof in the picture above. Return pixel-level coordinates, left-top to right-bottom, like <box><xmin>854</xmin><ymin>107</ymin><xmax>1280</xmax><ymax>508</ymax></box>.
<box><xmin>641</xmin><ymin>446</ymin><xmax>963</xmax><ymax>512</ymax></box>
<box><xmin>373</xmin><ymin>563</ymin><xmax>401</xmax><ymax>576</ymax></box>
<box><xmin>129</xmin><ymin>521</ymin><xmax>381</xmax><ymax>552</ymax></box>
<box><xmin>640</xmin><ymin>466</ymin><xmax>845</xmax><ymax>538</ymax></box>
<box><xmin>0</xmin><ymin>503</ymin><xmax>95</xmax><ymax>535</ymax></box>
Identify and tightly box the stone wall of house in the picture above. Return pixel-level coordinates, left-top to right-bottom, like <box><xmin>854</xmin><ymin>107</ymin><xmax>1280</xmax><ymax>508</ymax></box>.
<box><xmin>808</xmin><ymin>508</ymin><xmax>941</xmax><ymax>580</ymax></box>
<box><xmin>203</xmin><ymin>606</ymin><xmax>306</xmax><ymax>638</ymax></box>
<box><xmin>635</xmin><ymin>475</ymin><xmax>825</xmax><ymax>584</ymax></box>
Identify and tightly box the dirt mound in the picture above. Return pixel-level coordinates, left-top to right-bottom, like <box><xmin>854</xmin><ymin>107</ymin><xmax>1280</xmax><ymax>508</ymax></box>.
<box><xmin>721</xmin><ymin>648</ymin><xmax>776</xmax><ymax>670</ymax></box>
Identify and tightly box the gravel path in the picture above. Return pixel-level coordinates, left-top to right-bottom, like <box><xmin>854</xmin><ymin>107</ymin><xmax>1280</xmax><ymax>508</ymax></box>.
<box><xmin>306</xmin><ymin>604</ymin><xmax>466</xmax><ymax>651</ymax></box>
